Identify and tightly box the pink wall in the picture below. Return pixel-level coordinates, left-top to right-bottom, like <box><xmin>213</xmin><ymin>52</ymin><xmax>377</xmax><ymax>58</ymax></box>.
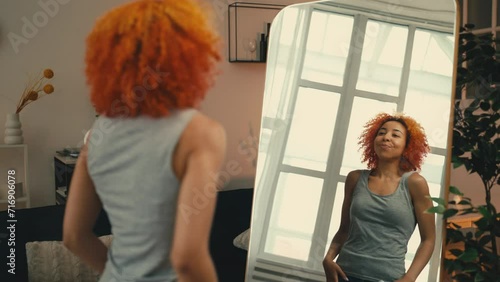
<box><xmin>0</xmin><ymin>0</ymin><xmax>310</xmax><ymax>207</ymax></box>
<box><xmin>0</xmin><ymin>0</ymin><xmax>495</xmax><ymax>208</ymax></box>
<box><xmin>451</xmin><ymin>166</ymin><xmax>500</xmax><ymax>208</ymax></box>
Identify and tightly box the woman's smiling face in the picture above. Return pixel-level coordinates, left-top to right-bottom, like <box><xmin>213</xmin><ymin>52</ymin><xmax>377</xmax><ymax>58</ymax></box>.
<box><xmin>374</xmin><ymin>120</ymin><xmax>408</xmax><ymax>160</ymax></box>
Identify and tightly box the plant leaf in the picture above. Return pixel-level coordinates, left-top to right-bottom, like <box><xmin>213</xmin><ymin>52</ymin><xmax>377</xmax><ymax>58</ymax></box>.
<box><xmin>449</xmin><ymin>248</ymin><xmax>463</xmax><ymax>257</ymax></box>
<box><xmin>477</xmin><ymin>206</ymin><xmax>492</xmax><ymax>219</ymax></box>
<box><xmin>427</xmin><ymin>206</ymin><xmax>445</xmax><ymax>214</ymax></box>
<box><xmin>463</xmin><ymin>262</ymin><xmax>480</xmax><ymax>273</ymax></box>
<box><xmin>478</xmin><ymin>234</ymin><xmax>492</xmax><ymax>247</ymax></box>
<box><xmin>458</xmin><ymin>199</ymin><xmax>472</xmax><ymax>206</ymax></box>
<box><xmin>474</xmin><ymin>217</ymin><xmax>490</xmax><ymax>230</ymax></box>
<box><xmin>480</xmin><ymin>101</ymin><xmax>490</xmax><ymax>111</ymax></box>
<box><xmin>449</xmin><ymin>186</ymin><xmax>464</xmax><ymax>196</ymax></box>
<box><xmin>430</xmin><ymin>197</ymin><xmax>446</xmax><ymax>206</ymax></box>
<box><xmin>458</xmin><ymin>247</ymin><xmax>479</xmax><ymax>262</ymax></box>
<box><xmin>474</xmin><ymin>272</ymin><xmax>486</xmax><ymax>282</ymax></box>
<box><xmin>443</xmin><ymin>209</ymin><xmax>459</xmax><ymax>220</ymax></box>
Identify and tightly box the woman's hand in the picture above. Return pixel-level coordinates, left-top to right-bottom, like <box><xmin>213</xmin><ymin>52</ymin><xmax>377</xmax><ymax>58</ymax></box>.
<box><xmin>323</xmin><ymin>258</ymin><xmax>347</xmax><ymax>282</ymax></box>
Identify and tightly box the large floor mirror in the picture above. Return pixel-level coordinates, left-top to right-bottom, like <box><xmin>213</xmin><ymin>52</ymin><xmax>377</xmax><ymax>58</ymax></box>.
<box><xmin>246</xmin><ymin>0</ymin><xmax>459</xmax><ymax>281</ymax></box>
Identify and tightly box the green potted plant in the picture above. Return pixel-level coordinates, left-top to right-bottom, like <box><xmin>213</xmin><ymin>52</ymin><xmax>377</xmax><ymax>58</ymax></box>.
<box><xmin>428</xmin><ymin>24</ymin><xmax>499</xmax><ymax>282</ymax></box>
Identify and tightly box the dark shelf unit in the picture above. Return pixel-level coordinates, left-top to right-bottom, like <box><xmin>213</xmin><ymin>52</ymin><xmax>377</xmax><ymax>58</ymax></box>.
<box><xmin>228</xmin><ymin>2</ymin><xmax>286</xmax><ymax>63</ymax></box>
<box><xmin>54</xmin><ymin>154</ymin><xmax>76</xmax><ymax>205</ymax></box>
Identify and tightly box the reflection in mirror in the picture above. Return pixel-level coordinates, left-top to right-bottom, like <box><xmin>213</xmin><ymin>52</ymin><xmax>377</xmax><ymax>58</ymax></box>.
<box><xmin>246</xmin><ymin>0</ymin><xmax>458</xmax><ymax>281</ymax></box>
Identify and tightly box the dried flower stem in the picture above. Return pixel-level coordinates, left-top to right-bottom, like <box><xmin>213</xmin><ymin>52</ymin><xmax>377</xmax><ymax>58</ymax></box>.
<box><xmin>16</xmin><ymin>69</ymin><xmax>55</xmax><ymax>113</ymax></box>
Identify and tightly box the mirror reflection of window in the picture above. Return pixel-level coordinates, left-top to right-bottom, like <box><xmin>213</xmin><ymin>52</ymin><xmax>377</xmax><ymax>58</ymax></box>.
<box><xmin>339</xmin><ymin>97</ymin><xmax>397</xmax><ymax>175</ymax></box>
<box><xmin>356</xmin><ymin>21</ymin><xmax>409</xmax><ymax>96</ymax></box>
<box><xmin>264</xmin><ymin>7</ymin><xmax>307</xmax><ymax>120</ymax></box>
<box><xmin>326</xmin><ymin>182</ymin><xmax>346</xmax><ymax>253</ymax></box>
<box><xmin>264</xmin><ymin>173</ymin><xmax>323</xmax><ymax>261</ymax></box>
<box><xmin>249</xmin><ymin>2</ymin><xmax>456</xmax><ymax>281</ymax></box>
<box><xmin>405</xmin><ymin>30</ymin><xmax>454</xmax><ymax>149</ymax></box>
<box><xmin>255</xmin><ymin>128</ymin><xmax>272</xmax><ymax>183</ymax></box>
<box><xmin>260</xmin><ymin>13</ymin><xmax>454</xmax><ymax>270</ymax></box>
<box><xmin>283</xmin><ymin>88</ymin><xmax>340</xmax><ymax>171</ymax></box>
<box><xmin>302</xmin><ymin>11</ymin><xmax>354</xmax><ymax>86</ymax></box>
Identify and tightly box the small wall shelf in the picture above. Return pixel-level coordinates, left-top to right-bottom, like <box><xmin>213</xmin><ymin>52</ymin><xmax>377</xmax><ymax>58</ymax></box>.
<box><xmin>228</xmin><ymin>2</ymin><xmax>286</xmax><ymax>63</ymax></box>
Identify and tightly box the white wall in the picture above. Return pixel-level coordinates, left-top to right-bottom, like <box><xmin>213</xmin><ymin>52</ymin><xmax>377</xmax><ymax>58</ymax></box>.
<box><xmin>0</xmin><ymin>0</ymin><xmax>310</xmax><ymax>208</ymax></box>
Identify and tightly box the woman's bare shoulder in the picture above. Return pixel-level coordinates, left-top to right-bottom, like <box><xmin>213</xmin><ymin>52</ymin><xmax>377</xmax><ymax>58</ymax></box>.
<box><xmin>182</xmin><ymin>112</ymin><xmax>226</xmax><ymax>150</ymax></box>
<box><xmin>345</xmin><ymin>170</ymin><xmax>363</xmax><ymax>193</ymax></box>
<box><xmin>346</xmin><ymin>170</ymin><xmax>363</xmax><ymax>182</ymax></box>
<box><xmin>407</xmin><ymin>172</ymin><xmax>430</xmax><ymax>197</ymax></box>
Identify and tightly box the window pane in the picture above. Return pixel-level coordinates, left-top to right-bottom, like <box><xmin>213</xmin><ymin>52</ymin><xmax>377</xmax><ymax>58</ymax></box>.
<box><xmin>340</xmin><ymin>97</ymin><xmax>397</xmax><ymax>175</ymax></box>
<box><xmin>420</xmin><ymin>153</ymin><xmax>446</xmax><ymax>198</ymax></box>
<box><xmin>255</xmin><ymin>128</ymin><xmax>272</xmax><ymax>185</ymax></box>
<box><xmin>264</xmin><ymin>65</ymin><xmax>292</xmax><ymax>120</ymax></box>
<box><xmin>410</xmin><ymin>30</ymin><xmax>454</xmax><ymax>76</ymax></box>
<box><xmin>265</xmin><ymin>173</ymin><xmax>324</xmax><ymax>260</ymax></box>
<box><xmin>408</xmin><ymin>153</ymin><xmax>445</xmax><ymax>281</ymax></box>
<box><xmin>406</xmin><ymin>29</ymin><xmax>454</xmax><ymax>148</ymax></box>
<box><xmin>457</xmin><ymin>0</ymin><xmax>464</xmax><ymax>25</ymax></box>
<box><xmin>404</xmin><ymin>29</ymin><xmax>454</xmax><ymax>148</ymax></box>
<box><xmin>325</xmin><ymin>182</ymin><xmax>345</xmax><ymax>256</ymax></box>
<box><xmin>406</xmin><ymin>229</ymin><xmax>431</xmax><ymax>282</ymax></box>
<box><xmin>498</xmin><ymin>3</ymin><xmax>500</xmax><ymax>29</ymax></box>
<box><xmin>404</xmin><ymin>91</ymin><xmax>451</xmax><ymax>149</ymax></box>
<box><xmin>302</xmin><ymin>11</ymin><xmax>354</xmax><ymax>86</ymax></box>
<box><xmin>356</xmin><ymin>21</ymin><xmax>409</xmax><ymax>96</ymax></box>
<box><xmin>467</xmin><ymin>0</ymin><xmax>492</xmax><ymax>29</ymax></box>
<box><xmin>283</xmin><ymin>88</ymin><xmax>340</xmax><ymax>171</ymax></box>
<box><xmin>264</xmin><ymin>7</ymin><xmax>307</xmax><ymax>120</ymax></box>
<box><xmin>497</xmin><ymin>32</ymin><xmax>500</xmax><ymax>55</ymax></box>
<box><xmin>265</xmin><ymin>235</ymin><xmax>312</xmax><ymax>261</ymax></box>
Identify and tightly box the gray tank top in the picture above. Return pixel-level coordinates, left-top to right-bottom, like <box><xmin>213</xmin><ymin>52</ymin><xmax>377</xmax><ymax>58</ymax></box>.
<box><xmin>87</xmin><ymin>109</ymin><xmax>197</xmax><ymax>282</ymax></box>
<box><xmin>336</xmin><ymin>170</ymin><xmax>417</xmax><ymax>281</ymax></box>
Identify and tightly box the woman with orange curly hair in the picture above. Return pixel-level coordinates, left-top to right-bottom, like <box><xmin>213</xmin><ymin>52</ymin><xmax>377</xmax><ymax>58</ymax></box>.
<box><xmin>63</xmin><ymin>1</ymin><xmax>225</xmax><ymax>281</ymax></box>
<box><xmin>323</xmin><ymin>113</ymin><xmax>435</xmax><ymax>282</ymax></box>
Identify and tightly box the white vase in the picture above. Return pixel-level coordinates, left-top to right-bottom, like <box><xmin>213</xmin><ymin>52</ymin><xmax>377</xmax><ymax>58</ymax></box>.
<box><xmin>4</xmin><ymin>113</ymin><xmax>24</xmax><ymax>145</ymax></box>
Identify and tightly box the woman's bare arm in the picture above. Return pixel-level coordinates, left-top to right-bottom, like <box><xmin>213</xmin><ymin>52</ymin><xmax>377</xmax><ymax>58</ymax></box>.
<box><xmin>170</xmin><ymin>114</ymin><xmax>226</xmax><ymax>282</ymax></box>
<box><xmin>323</xmin><ymin>170</ymin><xmax>361</xmax><ymax>282</ymax></box>
<box><xmin>397</xmin><ymin>173</ymin><xmax>436</xmax><ymax>282</ymax></box>
<box><xmin>63</xmin><ymin>143</ymin><xmax>107</xmax><ymax>273</ymax></box>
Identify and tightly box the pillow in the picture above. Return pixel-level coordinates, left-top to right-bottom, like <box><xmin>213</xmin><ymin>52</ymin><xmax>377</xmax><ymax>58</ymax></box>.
<box><xmin>233</xmin><ymin>228</ymin><xmax>250</xmax><ymax>250</ymax></box>
<box><xmin>26</xmin><ymin>235</ymin><xmax>112</xmax><ymax>282</ymax></box>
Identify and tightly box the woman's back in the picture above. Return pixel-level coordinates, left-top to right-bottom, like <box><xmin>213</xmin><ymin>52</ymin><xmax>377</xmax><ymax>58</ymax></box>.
<box><xmin>63</xmin><ymin>2</ymin><xmax>224</xmax><ymax>280</ymax></box>
<box><xmin>87</xmin><ymin>109</ymin><xmax>196</xmax><ymax>281</ymax></box>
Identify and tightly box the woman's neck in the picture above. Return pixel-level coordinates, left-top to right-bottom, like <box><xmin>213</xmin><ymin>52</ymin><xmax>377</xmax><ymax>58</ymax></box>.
<box><xmin>372</xmin><ymin>161</ymin><xmax>403</xmax><ymax>178</ymax></box>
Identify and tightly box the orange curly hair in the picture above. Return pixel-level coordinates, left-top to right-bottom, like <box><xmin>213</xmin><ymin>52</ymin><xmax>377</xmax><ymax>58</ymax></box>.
<box><xmin>85</xmin><ymin>0</ymin><xmax>221</xmax><ymax>117</ymax></box>
<box><xmin>358</xmin><ymin>113</ymin><xmax>430</xmax><ymax>171</ymax></box>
